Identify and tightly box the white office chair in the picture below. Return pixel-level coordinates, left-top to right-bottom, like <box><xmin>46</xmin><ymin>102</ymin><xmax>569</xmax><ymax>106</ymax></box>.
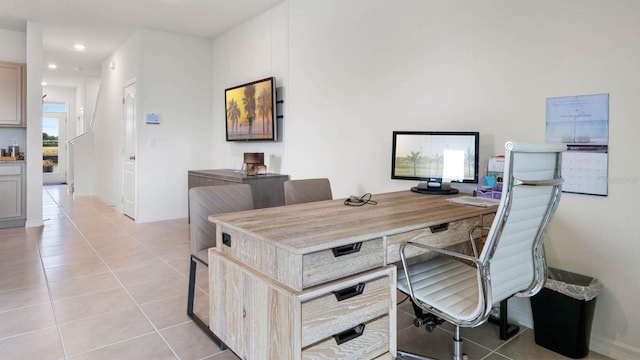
<box><xmin>283</xmin><ymin>178</ymin><xmax>333</xmax><ymax>205</ymax></box>
<box><xmin>397</xmin><ymin>142</ymin><xmax>566</xmax><ymax>360</ymax></box>
<box><xmin>187</xmin><ymin>184</ymin><xmax>254</xmax><ymax>346</ymax></box>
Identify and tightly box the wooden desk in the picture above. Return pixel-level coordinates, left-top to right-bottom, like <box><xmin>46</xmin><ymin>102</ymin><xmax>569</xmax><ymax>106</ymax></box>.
<box><xmin>208</xmin><ymin>191</ymin><xmax>496</xmax><ymax>359</ymax></box>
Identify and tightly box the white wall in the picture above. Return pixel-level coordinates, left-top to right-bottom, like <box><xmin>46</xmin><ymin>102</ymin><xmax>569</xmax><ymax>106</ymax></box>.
<box><xmin>0</xmin><ymin>28</ymin><xmax>26</xmax><ymax>62</ymax></box>
<box><xmin>135</xmin><ymin>29</ymin><xmax>212</xmax><ymax>222</ymax></box>
<box><xmin>43</xmin><ymin>86</ymin><xmax>77</xmax><ymax>136</ymax></box>
<box><xmin>211</xmin><ymin>5</ymin><xmax>289</xmax><ymax>172</ymax></box>
<box><xmin>25</xmin><ymin>21</ymin><xmax>43</xmax><ymax>227</ymax></box>
<box><xmin>94</xmin><ymin>32</ymin><xmax>140</xmax><ymax>208</ymax></box>
<box><xmin>93</xmin><ymin>29</ymin><xmax>212</xmax><ymax>222</ymax></box>
<box><xmin>68</xmin><ymin>76</ymin><xmax>100</xmax><ymax>195</ymax></box>
<box><xmin>211</xmin><ymin>0</ymin><xmax>640</xmax><ymax>358</ymax></box>
<box><xmin>73</xmin><ymin>77</ymin><xmax>100</xmax><ymax>137</ymax></box>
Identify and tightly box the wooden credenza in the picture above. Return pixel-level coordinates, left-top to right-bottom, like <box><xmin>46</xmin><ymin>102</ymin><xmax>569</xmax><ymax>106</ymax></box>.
<box><xmin>188</xmin><ymin>169</ymin><xmax>289</xmax><ymax>209</ymax></box>
<box><xmin>208</xmin><ymin>191</ymin><xmax>496</xmax><ymax>359</ymax></box>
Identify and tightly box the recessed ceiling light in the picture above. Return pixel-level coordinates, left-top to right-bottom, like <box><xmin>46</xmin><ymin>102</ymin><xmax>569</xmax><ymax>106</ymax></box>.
<box><xmin>74</xmin><ymin>43</ymin><xmax>86</xmax><ymax>51</ymax></box>
<box><xmin>48</xmin><ymin>63</ymin><xmax>57</xmax><ymax>69</ymax></box>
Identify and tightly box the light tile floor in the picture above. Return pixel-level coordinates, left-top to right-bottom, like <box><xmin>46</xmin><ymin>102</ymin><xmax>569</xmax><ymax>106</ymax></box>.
<box><xmin>0</xmin><ymin>185</ymin><xmax>612</xmax><ymax>360</ymax></box>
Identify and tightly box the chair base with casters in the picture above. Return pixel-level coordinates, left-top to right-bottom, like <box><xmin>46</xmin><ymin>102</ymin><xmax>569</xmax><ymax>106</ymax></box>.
<box><xmin>397</xmin><ymin>327</ymin><xmax>466</xmax><ymax>360</ymax></box>
<box><xmin>187</xmin><ymin>254</ymin><xmax>227</xmax><ymax>350</ymax></box>
<box><xmin>397</xmin><ymin>256</ymin><xmax>477</xmax><ymax>360</ymax></box>
<box><xmin>398</xmin><ymin>298</ymin><xmax>520</xmax><ymax>359</ymax></box>
<box><xmin>396</xmin><ymin>142</ymin><xmax>566</xmax><ymax>360</ymax></box>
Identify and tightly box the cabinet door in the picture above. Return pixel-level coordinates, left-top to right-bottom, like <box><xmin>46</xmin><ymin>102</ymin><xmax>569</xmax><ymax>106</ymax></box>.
<box><xmin>0</xmin><ymin>175</ymin><xmax>22</xmax><ymax>218</ymax></box>
<box><xmin>0</xmin><ymin>62</ymin><xmax>24</xmax><ymax>126</ymax></box>
<box><xmin>210</xmin><ymin>251</ymin><xmax>298</xmax><ymax>359</ymax></box>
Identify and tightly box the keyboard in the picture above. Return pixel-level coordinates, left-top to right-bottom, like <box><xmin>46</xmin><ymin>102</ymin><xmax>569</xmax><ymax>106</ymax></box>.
<box><xmin>447</xmin><ymin>196</ymin><xmax>500</xmax><ymax>207</ymax></box>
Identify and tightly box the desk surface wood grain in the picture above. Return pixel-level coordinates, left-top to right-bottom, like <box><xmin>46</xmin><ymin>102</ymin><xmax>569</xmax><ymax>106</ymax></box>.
<box><xmin>209</xmin><ymin>191</ymin><xmax>495</xmax><ymax>254</ymax></box>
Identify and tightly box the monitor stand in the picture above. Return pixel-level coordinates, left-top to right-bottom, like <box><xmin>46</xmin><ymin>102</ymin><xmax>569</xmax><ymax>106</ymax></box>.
<box><xmin>411</xmin><ymin>181</ymin><xmax>459</xmax><ymax>195</ymax></box>
<box><xmin>411</xmin><ymin>186</ymin><xmax>459</xmax><ymax>195</ymax></box>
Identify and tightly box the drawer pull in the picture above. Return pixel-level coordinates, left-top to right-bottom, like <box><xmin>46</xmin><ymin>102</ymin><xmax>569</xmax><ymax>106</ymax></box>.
<box><xmin>333</xmin><ymin>323</ymin><xmax>366</xmax><ymax>345</ymax></box>
<box><xmin>331</xmin><ymin>242</ymin><xmax>362</xmax><ymax>257</ymax></box>
<box><xmin>222</xmin><ymin>232</ymin><xmax>232</xmax><ymax>247</ymax></box>
<box><xmin>430</xmin><ymin>223</ymin><xmax>449</xmax><ymax>233</ymax></box>
<box><xmin>332</xmin><ymin>282</ymin><xmax>365</xmax><ymax>301</ymax></box>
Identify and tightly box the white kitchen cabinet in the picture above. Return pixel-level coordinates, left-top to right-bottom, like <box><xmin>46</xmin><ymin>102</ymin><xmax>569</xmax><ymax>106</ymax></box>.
<box><xmin>0</xmin><ymin>163</ymin><xmax>26</xmax><ymax>228</ymax></box>
<box><xmin>0</xmin><ymin>62</ymin><xmax>26</xmax><ymax>127</ymax></box>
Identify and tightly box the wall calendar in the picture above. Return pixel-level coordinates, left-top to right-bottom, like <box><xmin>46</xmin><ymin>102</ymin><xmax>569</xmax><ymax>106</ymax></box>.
<box><xmin>545</xmin><ymin>93</ymin><xmax>609</xmax><ymax>196</ymax></box>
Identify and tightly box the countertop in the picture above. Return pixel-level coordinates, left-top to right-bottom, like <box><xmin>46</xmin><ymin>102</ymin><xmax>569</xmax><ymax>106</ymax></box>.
<box><xmin>0</xmin><ymin>160</ymin><xmax>26</xmax><ymax>164</ymax></box>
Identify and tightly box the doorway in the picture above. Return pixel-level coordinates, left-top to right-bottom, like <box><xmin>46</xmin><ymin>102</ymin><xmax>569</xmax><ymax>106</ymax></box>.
<box><xmin>42</xmin><ymin>103</ymin><xmax>67</xmax><ymax>184</ymax></box>
<box><xmin>123</xmin><ymin>82</ymin><xmax>137</xmax><ymax>219</ymax></box>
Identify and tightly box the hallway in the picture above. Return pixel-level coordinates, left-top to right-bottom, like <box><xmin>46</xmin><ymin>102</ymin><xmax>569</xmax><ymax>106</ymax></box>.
<box><xmin>0</xmin><ymin>185</ymin><xmax>231</xmax><ymax>359</ymax></box>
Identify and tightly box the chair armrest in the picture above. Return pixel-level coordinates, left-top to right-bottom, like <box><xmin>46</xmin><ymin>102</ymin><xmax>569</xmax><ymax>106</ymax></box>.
<box><xmin>468</xmin><ymin>225</ymin><xmax>491</xmax><ymax>257</ymax></box>
<box><xmin>399</xmin><ymin>241</ymin><xmax>482</xmax><ymax>269</ymax></box>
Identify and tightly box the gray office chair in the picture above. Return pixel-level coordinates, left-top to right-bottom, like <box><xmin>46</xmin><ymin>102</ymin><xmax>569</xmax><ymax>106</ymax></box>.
<box><xmin>283</xmin><ymin>178</ymin><xmax>333</xmax><ymax>205</ymax></box>
<box><xmin>187</xmin><ymin>184</ymin><xmax>254</xmax><ymax>345</ymax></box>
<box><xmin>397</xmin><ymin>142</ymin><xmax>566</xmax><ymax>360</ymax></box>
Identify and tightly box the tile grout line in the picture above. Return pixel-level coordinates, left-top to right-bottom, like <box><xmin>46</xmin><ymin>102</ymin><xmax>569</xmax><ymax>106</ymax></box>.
<box><xmin>485</xmin><ymin>328</ymin><xmax>528</xmax><ymax>360</ymax></box>
<box><xmin>38</xmin><ymin>188</ymin><xmax>71</xmax><ymax>359</ymax></box>
<box><xmin>396</xmin><ymin>301</ymin><xmax>524</xmax><ymax>358</ymax></box>
<box><xmin>41</xmin><ymin>186</ymin><xmax>183</xmax><ymax>359</ymax></box>
<box><xmin>0</xmin><ymin>324</ymin><xmax>59</xmax><ymax>343</ymax></box>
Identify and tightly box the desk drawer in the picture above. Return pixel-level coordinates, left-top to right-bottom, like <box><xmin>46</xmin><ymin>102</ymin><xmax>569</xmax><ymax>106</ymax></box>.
<box><xmin>386</xmin><ymin>216</ymin><xmax>482</xmax><ymax>263</ymax></box>
<box><xmin>302</xmin><ymin>315</ymin><xmax>389</xmax><ymax>360</ymax></box>
<box><xmin>217</xmin><ymin>229</ymin><xmax>383</xmax><ymax>291</ymax></box>
<box><xmin>301</xmin><ymin>273</ymin><xmax>391</xmax><ymax>347</ymax></box>
<box><xmin>303</xmin><ymin>238</ymin><xmax>384</xmax><ymax>288</ymax></box>
<box><xmin>211</xmin><ymin>251</ymin><xmax>396</xmax><ymax>360</ymax></box>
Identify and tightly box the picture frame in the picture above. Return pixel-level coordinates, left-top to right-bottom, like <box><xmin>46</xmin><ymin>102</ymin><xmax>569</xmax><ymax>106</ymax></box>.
<box><xmin>225</xmin><ymin>77</ymin><xmax>276</xmax><ymax>141</ymax></box>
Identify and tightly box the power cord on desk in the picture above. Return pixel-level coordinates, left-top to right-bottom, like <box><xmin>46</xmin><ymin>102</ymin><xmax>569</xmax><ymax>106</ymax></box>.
<box><xmin>344</xmin><ymin>193</ymin><xmax>378</xmax><ymax>206</ymax></box>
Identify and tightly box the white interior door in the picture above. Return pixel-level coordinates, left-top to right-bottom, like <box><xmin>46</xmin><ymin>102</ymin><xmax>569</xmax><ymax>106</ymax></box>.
<box><xmin>43</xmin><ymin>111</ymin><xmax>67</xmax><ymax>184</ymax></box>
<box><xmin>123</xmin><ymin>82</ymin><xmax>136</xmax><ymax>219</ymax></box>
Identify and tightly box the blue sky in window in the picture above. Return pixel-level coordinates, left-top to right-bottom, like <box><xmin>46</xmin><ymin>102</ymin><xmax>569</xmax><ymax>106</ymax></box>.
<box><xmin>43</xmin><ymin>103</ymin><xmax>67</xmax><ymax>112</ymax></box>
<box><xmin>43</xmin><ymin>117</ymin><xmax>59</xmax><ymax>136</ymax></box>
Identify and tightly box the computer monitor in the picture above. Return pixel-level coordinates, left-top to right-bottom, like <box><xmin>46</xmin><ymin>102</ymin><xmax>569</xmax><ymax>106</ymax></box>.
<box><xmin>391</xmin><ymin>131</ymin><xmax>479</xmax><ymax>194</ymax></box>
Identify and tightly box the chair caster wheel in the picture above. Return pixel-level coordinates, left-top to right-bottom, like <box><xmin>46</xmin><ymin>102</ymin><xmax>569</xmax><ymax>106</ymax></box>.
<box><xmin>425</xmin><ymin>322</ymin><xmax>437</xmax><ymax>332</ymax></box>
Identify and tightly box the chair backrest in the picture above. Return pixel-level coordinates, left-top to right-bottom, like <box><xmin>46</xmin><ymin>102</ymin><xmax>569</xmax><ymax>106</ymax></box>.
<box><xmin>283</xmin><ymin>178</ymin><xmax>333</xmax><ymax>205</ymax></box>
<box><xmin>189</xmin><ymin>184</ymin><xmax>254</xmax><ymax>262</ymax></box>
<box><xmin>480</xmin><ymin>142</ymin><xmax>566</xmax><ymax>303</ymax></box>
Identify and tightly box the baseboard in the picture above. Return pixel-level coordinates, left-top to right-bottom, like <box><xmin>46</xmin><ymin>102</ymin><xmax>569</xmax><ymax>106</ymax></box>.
<box><xmin>590</xmin><ymin>335</ymin><xmax>640</xmax><ymax>359</ymax></box>
<box><xmin>24</xmin><ymin>218</ymin><xmax>43</xmax><ymax>228</ymax></box>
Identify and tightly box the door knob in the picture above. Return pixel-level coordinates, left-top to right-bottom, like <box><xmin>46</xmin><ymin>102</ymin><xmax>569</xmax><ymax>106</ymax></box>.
<box><xmin>129</xmin><ymin>156</ymin><xmax>136</xmax><ymax>160</ymax></box>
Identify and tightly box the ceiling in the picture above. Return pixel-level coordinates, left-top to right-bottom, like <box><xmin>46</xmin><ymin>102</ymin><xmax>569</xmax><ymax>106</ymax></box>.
<box><xmin>0</xmin><ymin>0</ymin><xmax>283</xmax><ymax>87</ymax></box>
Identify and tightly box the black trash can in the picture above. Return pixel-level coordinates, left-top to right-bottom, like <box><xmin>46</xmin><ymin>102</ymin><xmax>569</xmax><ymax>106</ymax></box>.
<box><xmin>530</xmin><ymin>267</ymin><xmax>602</xmax><ymax>359</ymax></box>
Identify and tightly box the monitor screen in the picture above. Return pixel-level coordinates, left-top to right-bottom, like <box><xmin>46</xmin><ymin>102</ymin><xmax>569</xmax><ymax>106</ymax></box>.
<box><xmin>391</xmin><ymin>131</ymin><xmax>479</xmax><ymax>185</ymax></box>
